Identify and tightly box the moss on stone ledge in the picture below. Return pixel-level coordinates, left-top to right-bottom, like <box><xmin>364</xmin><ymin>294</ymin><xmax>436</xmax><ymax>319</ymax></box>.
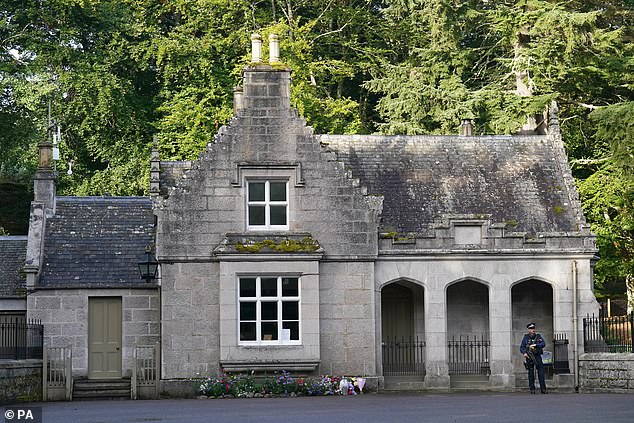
<box><xmin>235</xmin><ymin>237</ymin><xmax>320</xmax><ymax>253</ymax></box>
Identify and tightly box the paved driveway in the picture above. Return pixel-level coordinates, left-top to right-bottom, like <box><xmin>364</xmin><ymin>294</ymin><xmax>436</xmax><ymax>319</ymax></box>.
<box><xmin>8</xmin><ymin>392</ymin><xmax>634</xmax><ymax>423</ymax></box>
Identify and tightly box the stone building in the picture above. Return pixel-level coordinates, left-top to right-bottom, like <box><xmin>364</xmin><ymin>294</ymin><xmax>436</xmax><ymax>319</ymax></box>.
<box><xmin>20</xmin><ymin>34</ymin><xmax>599</xmax><ymax>394</ymax></box>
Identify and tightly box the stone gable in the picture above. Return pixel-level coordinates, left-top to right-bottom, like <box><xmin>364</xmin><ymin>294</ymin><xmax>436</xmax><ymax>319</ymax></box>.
<box><xmin>155</xmin><ymin>66</ymin><xmax>382</xmax><ymax>260</ymax></box>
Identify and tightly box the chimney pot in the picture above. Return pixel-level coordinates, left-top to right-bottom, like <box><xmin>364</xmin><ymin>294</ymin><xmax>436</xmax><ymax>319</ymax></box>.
<box><xmin>269</xmin><ymin>33</ymin><xmax>280</xmax><ymax>63</ymax></box>
<box><xmin>459</xmin><ymin>119</ymin><xmax>474</xmax><ymax>136</ymax></box>
<box><xmin>233</xmin><ymin>86</ymin><xmax>244</xmax><ymax>114</ymax></box>
<box><xmin>251</xmin><ymin>33</ymin><xmax>262</xmax><ymax>63</ymax></box>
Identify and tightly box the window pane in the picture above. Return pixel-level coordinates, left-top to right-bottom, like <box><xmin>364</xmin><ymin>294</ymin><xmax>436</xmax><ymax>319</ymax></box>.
<box><xmin>240</xmin><ymin>302</ymin><xmax>256</xmax><ymax>320</ymax></box>
<box><xmin>248</xmin><ymin>182</ymin><xmax>265</xmax><ymax>201</ymax></box>
<box><xmin>283</xmin><ymin>321</ymin><xmax>299</xmax><ymax>340</ymax></box>
<box><xmin>248</xmin><ymin>206</ymin><xmax>265</xmax><ymax>225</ymax></box>
<box><xmin>270</xmin><ymin>206</ymin><xmax>287</xmax><ymax>225</ymax></box>
<box><xmin>282</xmin><ymin>278</ymin><xmax>298</xmax><ymax>296</ymax></box>
<box><xmin>261</xmin><ymin>322</ymin><xmax>278</xmax><ymax>340</ymax></box>
<box><xmin>240</xmin><ymin>322</ymin><xmax>256</xmax><ymax>341</ymax></box>
<box><xmin>270</xmin><ymin>182</ymin><xmax>286</xmax><ymax>201</ymax></box>
<box><xmin>261</xmin><ymin>278</ymin><xmax>277</xmax><ymax>296</ymax></box>
<box><xmin>239</xmin><ymin>278</ymin><xmax>256</xmax><ymax>297</ymax></box>
<box><xmin>282</xmin><ymin>301</ymin><xmax>299</xmax><ymax>320</ymax></box>
<box><xmin>261</xmin><ymin>301</ymin><xmax>277</xmax><ymax>320</ymax></box>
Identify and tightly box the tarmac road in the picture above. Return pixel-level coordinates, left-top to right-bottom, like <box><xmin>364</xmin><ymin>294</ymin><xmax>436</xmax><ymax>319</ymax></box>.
<box><xmin>6</xmin><ymin>392</ymin><xmax>633</xmax><ymax>423</ymax></box>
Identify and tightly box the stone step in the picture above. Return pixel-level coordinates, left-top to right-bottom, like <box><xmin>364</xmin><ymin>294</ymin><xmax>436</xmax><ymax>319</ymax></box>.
<box><xmin>73</xmin><ymin>379</ymin><xmax>131</xmax><ymax>401</ymax></box>
<box><xmin>73</xmin><ymin>390</ymin><xmax>130</xmax><ymax>399</ymax></box>
<box><xmin>450</xmin><ymin>375</ymin><xmax>490</xmax><ymax>389</ymax></box>
<box><xmin>383</xmin><ymin>376</ymin><xmax>426</xmax><ymax>391</ymax></box>
<box><xmin>382</xmin><ymin>381</ymin><xmax>426</xmax><ymax>391</ymax></box>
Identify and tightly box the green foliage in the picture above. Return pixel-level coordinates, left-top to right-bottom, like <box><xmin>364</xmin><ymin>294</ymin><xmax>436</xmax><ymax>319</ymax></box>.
<box><xmin>1</xmin><ymin>0</ymin><xmax>633</xmax><ymax>295</ymax></box>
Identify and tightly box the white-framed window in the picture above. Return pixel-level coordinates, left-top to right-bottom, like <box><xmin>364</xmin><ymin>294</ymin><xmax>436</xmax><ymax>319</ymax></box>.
<box><xmin>238</xmin><ymin>276</ymin><xmax>300</xmax><ymax>344</ymax></box>
<box><xmin>246</xmin><ymin>180</ymin><xmax>289</xmax><ymax>230</ymax></box>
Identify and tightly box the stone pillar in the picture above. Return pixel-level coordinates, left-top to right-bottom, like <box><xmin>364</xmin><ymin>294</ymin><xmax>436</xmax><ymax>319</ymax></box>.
<box><xmin>489</xmin><ymin>284</ymin><xmax>515</xmax><ymax>389</ymax></box>
<box><xmin>251</xmin><ymin>33</ymin><xmax>262</xmax><ymax>63</ymax></box>
<box><xmin>269</xmin><ymin>33</ymin><xmax>280</xmax><ymax>63</ymax></box>
<box><xmin>424</xmin><ymin>283</ymin><xmax>450</xmax><ymax>389</ymax></box>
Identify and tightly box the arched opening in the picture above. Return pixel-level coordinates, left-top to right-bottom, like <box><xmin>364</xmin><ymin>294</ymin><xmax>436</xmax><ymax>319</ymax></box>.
<box><xmin>380</xmin><ymin>281</ymin><xmax>425</xmax><ymax>379</ymax></box>
<box><xmin>511</xmin><ymin>280</ymin><xmax>554</xmax><ymax>378</ymax></box>
<box><xmin>446</xmin><ymin>280</ymin><xmax>490</xmax><ymax>379</ymax></box>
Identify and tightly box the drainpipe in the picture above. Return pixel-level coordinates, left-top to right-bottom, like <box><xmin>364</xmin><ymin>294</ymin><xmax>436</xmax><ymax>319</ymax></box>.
<box><xmin>572</xmin><ymin>260</ymin><xmax>579</xmax><ymax>392</ymax></box>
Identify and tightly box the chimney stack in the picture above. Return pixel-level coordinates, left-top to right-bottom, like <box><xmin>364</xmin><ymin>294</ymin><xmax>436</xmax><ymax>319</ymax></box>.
<box><xmin>459</xmin><ymin>119</ymin><xmax>474</xmax><ymax>136</ymax></box>
<box><xmin>251</xmin><ymin>33</ymin><xmax>262</xmax><ymax>63</ymax></box>
<box><xmin>33</xmin><ymin>140</ymin><xmax>56</xmax><ymax>213</ymax></box>
<box><xmin>269</xmin><ymin>34</ymin><xmax>280</xmax><ymax>63</ymax></box>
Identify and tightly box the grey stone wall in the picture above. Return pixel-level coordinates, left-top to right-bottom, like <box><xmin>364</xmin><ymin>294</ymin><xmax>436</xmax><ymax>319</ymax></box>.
<box><xmin>319</xmin><ymin>261</ymin><xmax>376</xmax><ymax>376</ymax></box>
<box><xmin>0</xmin><ymin>360</ymin><xmax>42</xmax><ymax>403</ymax></box>
<box><xmin>579</xmin><ymin>353</ymin><xmax>634</xmax><ymax>392</ymax></box>
<box><xmin>27</xmin><ymin>288</ymin><xmax>159</xmax><ymax>377</ymax></box>
<box><xmin>160</xmin><ymin>262</ymin><xmax>219</xmax><ymax>379</ymax></box>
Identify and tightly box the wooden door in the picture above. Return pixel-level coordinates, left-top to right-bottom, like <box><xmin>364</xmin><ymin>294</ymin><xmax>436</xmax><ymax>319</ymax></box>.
<box><xmin>88</xmin><ymin>297</ymin><xmax>122</xmax><ymax>379</ymax></box>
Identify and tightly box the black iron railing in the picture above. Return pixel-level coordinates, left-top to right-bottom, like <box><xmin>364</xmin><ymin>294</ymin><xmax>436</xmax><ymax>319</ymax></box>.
<box><xmin>583</xmin><ymin>312</ymin><xmax>633</xmax><ymax>353</ymax></box>
<box><xmin>447</xmin><ymin>335</ymin><xmax>490</xmax><ymax>375</ymax></box>
<box><xmin>0</xmin><ymin>318</ymin><xmax>44</xmax><ymax>360</ymax></box>
<box><xmin>382</xmin><ymin>336</ymin><xmax>426</xmax><ymax>376</ymax></box>
<box><xmin>552</xmin><ymin>333</ymin><xmax>570</xmax><ymax>374</ymax></box>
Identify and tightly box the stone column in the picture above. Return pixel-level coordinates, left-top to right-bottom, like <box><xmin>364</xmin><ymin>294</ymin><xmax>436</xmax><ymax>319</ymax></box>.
<box><xmin>424</xmin><ymin>281</ymin><xmax>450</xmax><ymax>389</ymax></box>
<box><xmin>489</xmin><ymin>282</ymin><xmax>515</xmax><ymax>389</ymax></box>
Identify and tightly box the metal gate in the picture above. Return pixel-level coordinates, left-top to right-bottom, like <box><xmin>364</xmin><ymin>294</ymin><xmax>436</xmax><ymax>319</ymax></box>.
<box><xmin>382</xmin><ymin>336</ymin><xmax>426</xmax><ymax>376</ymax></box>
<box><xmin>447</xmin><ymin>335</ymin><xmax>490</xmax><ymax>375</ymax></box>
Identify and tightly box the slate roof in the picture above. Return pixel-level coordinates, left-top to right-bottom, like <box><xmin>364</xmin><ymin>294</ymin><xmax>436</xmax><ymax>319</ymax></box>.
<box><xmin>0</xmin><ymin>236</ymin><xmax>27</xmax><ymax>297</ymax></box>
<box><xmin>40</xmin><ymin>197</ymin><xmax>156</xmax><ymax>288</ymax></box>
<box><xmin>321</xmin><ymin>134</ymin><xmax>584</xmax><ymax>235</ymax></box>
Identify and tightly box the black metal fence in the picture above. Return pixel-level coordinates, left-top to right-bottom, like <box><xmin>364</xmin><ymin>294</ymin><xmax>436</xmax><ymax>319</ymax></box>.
<box><xmin>552</xmin><ymin>333</ymin><xmax>570</xmax><ymax>374</ymax></box>
<box><xmin>583</xmin><ymin>312</ymin><xmax>633</xmax><ymax>353</ymax></box>
<box><xmin>0</xmin><ymin>318</ymin><xmax>44</xmax><ymax>360</ymax></box>
<box><xmin>382</xmin><ymin>336</ymin><xmax>426</xmax><ymax>376</ymax></box>
<box><xmin>447</xmin><ymin>335</ymin><xmax>490</xmax><ymax>375</ymax></box>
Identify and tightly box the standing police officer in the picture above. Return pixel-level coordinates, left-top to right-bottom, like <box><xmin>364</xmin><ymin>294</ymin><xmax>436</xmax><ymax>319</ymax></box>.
<box><xmin>520</xmin><ymin>322</ymin><xmax>547</xmax><ymax>394</ymax></box>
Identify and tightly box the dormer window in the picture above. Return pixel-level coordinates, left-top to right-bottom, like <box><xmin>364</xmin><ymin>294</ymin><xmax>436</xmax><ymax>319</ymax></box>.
<box><xmin>247</xmin><ymin>180</ymin><xmax>289</xmax><ymax>230</ymax></box>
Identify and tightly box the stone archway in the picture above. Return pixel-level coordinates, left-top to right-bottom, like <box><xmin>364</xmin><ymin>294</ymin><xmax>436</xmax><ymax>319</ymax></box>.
<box><xmin>446</xmin><ymin>280</ymin><xmax>490</xmax><ymax>380</ymax></box>
<box><xmin>511</xmin><ymin>280</ymin><xmax>554</xmax><ymax>378</ymax></box>
<box><xmin>380</xmin><ymin>281</ymin><xmax>425</xmax><ymax>379</ymax></box>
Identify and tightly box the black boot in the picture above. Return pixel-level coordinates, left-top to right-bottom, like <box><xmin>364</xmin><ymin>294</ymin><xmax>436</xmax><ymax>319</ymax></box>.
<box><xmin>530</xmin><ymin>388</ymin><xmax>536</xmax><ymax>394</ymax></box>
<box><xmin>541</xmin><ymin>388</ymin><xmax>548</xmax><ymax>394</ymax></box>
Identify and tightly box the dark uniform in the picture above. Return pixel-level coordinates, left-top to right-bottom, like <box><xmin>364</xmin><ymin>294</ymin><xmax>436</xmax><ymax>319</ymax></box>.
<box><xmin>520</xmin><ymin>323</ymin><xmax>547</xmax><ymax>394</ymax></box>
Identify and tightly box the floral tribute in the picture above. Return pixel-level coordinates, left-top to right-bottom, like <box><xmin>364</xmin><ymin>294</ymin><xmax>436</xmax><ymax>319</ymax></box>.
<box><xmin>199</xmin><ymin>370</ymin><xmax>367</xmax><ymax>398</ymax></box>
